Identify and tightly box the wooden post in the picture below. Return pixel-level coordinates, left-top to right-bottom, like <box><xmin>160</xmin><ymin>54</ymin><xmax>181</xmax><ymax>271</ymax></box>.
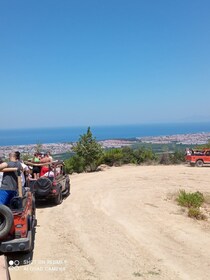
<box><xmin>17</xmin><ymin>170</ymin><xmax>23</xmax><ymax>198</ymax></box>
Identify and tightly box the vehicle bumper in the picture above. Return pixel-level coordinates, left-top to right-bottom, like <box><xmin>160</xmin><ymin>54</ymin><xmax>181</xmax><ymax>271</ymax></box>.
<box><xmin>0</xmin><ymin>230</ymin><xmax>32</xmax><ymax>253</ymax></box>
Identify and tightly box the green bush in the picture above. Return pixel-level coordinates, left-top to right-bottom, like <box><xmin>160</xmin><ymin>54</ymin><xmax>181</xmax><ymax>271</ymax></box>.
<box><xmin>133</xmin><ymin>147</ymin><xmax>157</xmax><ymax>164</ymax></box>
<box><xmin>101</xmin><ymin>147</ymin><xmax>157</xmax><ymax>167</ymax></box>
<box><xmin>177</xmin><ymin>190</ymin><xmax>206</xmax><ymax>220</ymax></box>
<box><xmin>121</xmin><ymin>147</ymin><xmax>137</xmax><ymax>164</ymax></box>
<box><xmin>177</xmin><ymin>190</ymin><xmax>204</xmax><ymax>208</ymax></box>
<box><xmin>169</xmin><ymin>151</ymin><xmax>185</xmax><ymax>164</ymax></box>
<box><xmin>64</xmin><ymin>155</ymin><xmax>85</xmax><ymax>174</ymax></box>
<box><xmin>188</xmin><ymin>207</ymin><xmax>206</xmax><ymax>220</ymax></box>
<box><xmin>101</xmin><ymin>148</ymin><xmax>124</xmax><ymax>166</ymax></box>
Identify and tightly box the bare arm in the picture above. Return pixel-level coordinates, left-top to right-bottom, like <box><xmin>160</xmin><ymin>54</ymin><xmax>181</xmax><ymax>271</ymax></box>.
<box><xmin>40</xmin><ymin>157</ymin><xmax>52</xmax><ymax>163</ymax></box>
<box><xmin>0</xmin><ymin>162</ymin><xmax>8</xmax><ymax>170</ymax></box>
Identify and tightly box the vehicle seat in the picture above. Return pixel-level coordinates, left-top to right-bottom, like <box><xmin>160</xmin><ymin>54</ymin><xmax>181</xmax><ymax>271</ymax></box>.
<box><xmin>9</xmin><ymin>196</ymin><xmax>23</xmax><ymax>211</ymax></box>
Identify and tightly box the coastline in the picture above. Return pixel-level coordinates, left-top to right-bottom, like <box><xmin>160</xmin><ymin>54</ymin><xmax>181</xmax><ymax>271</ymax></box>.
<box><xmin>0</xmin><ymin>132</ymin><xmax>210</xmax><ymax>158</ymax></box>
<box><xmin>1</xmin><ymin>122</ymin><xmax>210</xmax><ymax>147</ymax></box>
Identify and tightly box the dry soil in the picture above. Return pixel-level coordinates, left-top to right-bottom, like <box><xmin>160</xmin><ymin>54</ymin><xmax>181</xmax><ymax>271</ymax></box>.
<box><xmin>9</xmin><ymin>165</ymin><xmax>210</xmax><ymax>280</ymax></box>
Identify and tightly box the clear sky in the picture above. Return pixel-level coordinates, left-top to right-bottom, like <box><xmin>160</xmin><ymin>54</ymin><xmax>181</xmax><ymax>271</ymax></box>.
<box><xmin>0</xmin><ymin>0</ymin><xmax>210</xmax><ymax>129</ymax></box>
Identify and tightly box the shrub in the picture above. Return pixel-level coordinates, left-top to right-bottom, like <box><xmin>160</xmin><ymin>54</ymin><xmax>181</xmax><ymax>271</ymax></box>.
<box><xmin>64</xmin><ymin>155</ymin><xmax>85</xmax><ymax>174</ymax></box>
<box><xmin>177</xmin><ymin>190</ymin><xmax>207</xmax><ymax>220</ymax></box>
<box><xmin>159</xmin><ymin>153</ymin><xmax>171</xmax><ymax>165</ymax></box>
<box><xmin>101</xmin><ymin>147</ymin><xmax>157</xmax><ymax>167</ymax></box>
<box><xmin>188</xmin><ymin>207</ymin><xmax>206</xmax><ymax>220</ymax></box>
<box><xmin>177</xmin><ymin>190</ymin><xmax>204</xmax><ymax>208</ymax></box>
<box><xmin>121</xmin><ymin>147</ymin><xmax>137</xmax><ymax>164</ymax></box>
<box><xmin>133</xmin><ymin>148</ymin><xmax>157</xmax><ymax>164</ymax></box>
<box><xmin>101</xmin><ymin>148</ymin><xmax>124</xmax><ymax>166</ymax></box>
<box><xmin>169</xmin><ymin>150</ymin><xmax>185</xmax><ymax>164</ymax></box>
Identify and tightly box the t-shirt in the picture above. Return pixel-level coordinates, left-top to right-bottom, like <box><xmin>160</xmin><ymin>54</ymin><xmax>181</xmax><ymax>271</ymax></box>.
<box><xmin>0</xmin><ymin>172</ymin><xmax>3</xmax><ymax>188</ymax></box>
<box><xmin>20</xmin><ymin>162</ymin><xmax>29</xmax><ymax>187</ymax></box>
<box><xmin>0</xmin><ymin>161</ymin><xmax>22</xmax><ymax>191</ymax></box>
<box><xmin>34</xmin><ymin>157</ymin><xmax>40</xmax><ymax>163</ymax></box>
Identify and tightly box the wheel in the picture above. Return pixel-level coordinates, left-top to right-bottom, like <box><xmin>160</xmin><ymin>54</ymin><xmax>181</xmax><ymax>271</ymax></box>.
<box><xmin>54</xmin><ymin>188</ymin><xmax>62</xmax><ymax>205</ymax></box>
<box><xmin>32</xmin><ymin>195</ymin><xmax>36</xmax><ymax>216</ymax></box>
<box><xmin>0</xmin><ymin>205</ymin><xmax>14</xmax><ymax>239</ymax></box>
<box><xmin>64</xmin><ymin>178</ymin><xmax>70</xmax><ymax>196</ymax></box>
<box><xmin>196</xmin><ymin>160</ymin><xmax>204</xmax><ymax>167</ymax></box>
<box><xmin>27</xmin><ymin>215</ymin><xmax>33</xmax><ymax>231</ymax></box>
<box><xmin>32</xmin><ymin>195</ymin><xmax>37</xmax><ymax>226</ymax></box>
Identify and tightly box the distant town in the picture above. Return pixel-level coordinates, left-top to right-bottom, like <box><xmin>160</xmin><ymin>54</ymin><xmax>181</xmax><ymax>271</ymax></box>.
<box><xmin>0</xmin><ymin>132</ymin><xmax>210</xmax><ymax>158</ymax></box>
<box><xmin>138</xmin><ymin>132</ymin><xmax>210</xmax><ymax>145</ymax></box>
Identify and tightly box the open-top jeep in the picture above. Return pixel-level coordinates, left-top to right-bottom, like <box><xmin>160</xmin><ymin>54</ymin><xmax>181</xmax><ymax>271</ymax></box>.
<box><xmin>25</xmin><ymin>160</ymin><xmax>70</xmax><ymax>205</ymax></box>
<box><xmin>0</xmin><ymin>168</ymin><xmax>36</xmax><ymax>254</ymax></box>
<box><xmin>185</xmin><ymin>148</ymin><xmax>210</xmax><ymax>167</ymax></box>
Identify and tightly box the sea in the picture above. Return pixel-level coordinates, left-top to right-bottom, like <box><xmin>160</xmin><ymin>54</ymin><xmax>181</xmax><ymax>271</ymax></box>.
<box><xmin>0</xmin><ymin>122</ymin><xmax>210</xmax><ymax>146</ymax></box>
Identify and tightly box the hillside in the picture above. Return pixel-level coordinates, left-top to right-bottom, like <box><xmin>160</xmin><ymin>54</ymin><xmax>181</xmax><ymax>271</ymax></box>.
<box><xmin>9</xmin><ymin>165</ymin><xmax>210</xmax><ymax>280</ymax></box>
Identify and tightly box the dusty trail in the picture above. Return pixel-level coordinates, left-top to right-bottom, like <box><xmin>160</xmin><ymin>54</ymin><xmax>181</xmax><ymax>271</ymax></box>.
<box><xmin>9</xmin><ymin>165</ymin><xmax>210</xmax><ymax>280</ymax></box>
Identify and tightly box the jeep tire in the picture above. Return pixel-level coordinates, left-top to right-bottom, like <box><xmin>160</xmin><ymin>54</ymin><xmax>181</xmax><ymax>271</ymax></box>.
<box><xmin>64</xmin><ymin>178</ymin><xmax>70</xmax><ymax>196</ymax></box>
<box><xmin>196</xmin><ymin>160</ymin><xmax>204</xmax><ymax>167</ymax></box>
<box><xmin>54</xmin><ymin>188</ymin><xmax>62</xmax><ymax>205</ymax></box>
<box><xmin>34</xmin><ymin>177</ymin><xmax>52</xmax><ymax>196</ymax></box>
<box><xmin>0</xmin><ymin>205</ymin><xmax>14</xmax><ymax>239</ymax></box>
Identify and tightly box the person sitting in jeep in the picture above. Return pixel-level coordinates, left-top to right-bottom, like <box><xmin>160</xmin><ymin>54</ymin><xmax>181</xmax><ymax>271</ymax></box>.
<box><xmin>40</xmin><ymin>153</ymin><xmax>52</xmax><ymax>177</ymax></box>
<box><xmin>0</xmin><ymin>152</ymin><xmax>23</xmax><ymax>205</ymax></box>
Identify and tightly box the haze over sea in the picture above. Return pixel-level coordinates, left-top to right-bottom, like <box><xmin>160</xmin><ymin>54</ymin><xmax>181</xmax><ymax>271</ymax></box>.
<box><xmin>0</xmin><ymin>123</ymin><xmax>210</xmax><ymax>147</ymax></box>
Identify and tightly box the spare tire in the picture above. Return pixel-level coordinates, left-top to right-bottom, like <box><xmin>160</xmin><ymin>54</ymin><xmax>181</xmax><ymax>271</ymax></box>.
<box><xmin>34</xmin><ymin>177</ymin><xmax>52</xmax><ymax>197</ymax></box>
<box><xmin>0</xmin><ymin>205</ymin><xmax>14</xmax><ymax>239</ymax></box>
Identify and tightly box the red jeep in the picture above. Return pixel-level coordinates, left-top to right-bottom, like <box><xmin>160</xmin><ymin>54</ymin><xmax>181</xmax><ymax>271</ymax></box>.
<box><xmin>185</xmin><ymin>148</ymin><xmax>210</xmax><ymax>167</ymax></box>
<box><xmin>0</xmin><ymin>168</ymin><xmax>36</xmax><ymax>254</ymax></box>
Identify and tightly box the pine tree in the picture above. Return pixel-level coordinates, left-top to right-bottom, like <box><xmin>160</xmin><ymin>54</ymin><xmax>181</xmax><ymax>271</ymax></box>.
<box><xmin>72</xmin><ymin>127</ymin><xmax>103</xmax><ymax>171</ymax></box>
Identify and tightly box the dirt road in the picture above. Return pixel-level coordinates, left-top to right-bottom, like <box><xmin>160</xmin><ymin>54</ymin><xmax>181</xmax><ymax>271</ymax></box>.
<box><xmin>9</xmin><ymin>165</ymin><xmax>210</xmax><ymax>280</ymax></box>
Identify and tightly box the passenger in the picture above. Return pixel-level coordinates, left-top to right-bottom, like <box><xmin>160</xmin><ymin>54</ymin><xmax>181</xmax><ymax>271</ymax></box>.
<box><xmin>40</xmin><ymin>153</ymin><xmax>52</xmax><ymax>177</ymax></box>
<box><xmin>32</xmin><ymin>153</ymin><xmax>41</xmax><ymax>179</ymax></box>
<box><xmin>43</xmin><ymin>166</ymin><xmax>54</xmax><ymax>178</ymax></box>
<box><xmin>47</xmin><ymin>151</ymin><xmax>53</xmax><ymax>161</ymax></box>
<box><xmin>15</xmin><ymin>151</ymin><xmax>30</xmax><ymax>188</ymax></box>
<box><xmin>0</xmin><ymin>152</ymin><xmax>23</xmax><ymax>205</ymax></box>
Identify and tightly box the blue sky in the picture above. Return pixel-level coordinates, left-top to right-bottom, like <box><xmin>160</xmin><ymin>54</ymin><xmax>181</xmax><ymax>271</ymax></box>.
<box><xmin>0</xmin><ymin>0</ymin><xmax>210</xmax><ymax>128</ymax></box>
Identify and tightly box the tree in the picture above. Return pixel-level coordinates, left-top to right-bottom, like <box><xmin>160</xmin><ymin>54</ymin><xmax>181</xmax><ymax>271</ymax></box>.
<box><xmin>72</xmin><ymin>127</ymin><xmax>103</xmax><ymax>172</ymax></box>
<box><xmin>65</xmin><ymin>155</ymin><xmax>85</xmax><ymax>174</ymax></box>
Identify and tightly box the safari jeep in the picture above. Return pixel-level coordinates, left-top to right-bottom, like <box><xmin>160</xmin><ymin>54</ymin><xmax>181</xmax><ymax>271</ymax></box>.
<box><xmin>26</xmin><ymin>160</ymin><xmax>70</xmax><ymax>205</ymax></box>
<box><xmin>0</xmin><ymin>168</ymin><xmax>36</xmax><ymax>254</ymax></box>
<box><xmin>185</xmin><ymin>148</ymin><xmax>210</xmax><ymax>167</ymax></box>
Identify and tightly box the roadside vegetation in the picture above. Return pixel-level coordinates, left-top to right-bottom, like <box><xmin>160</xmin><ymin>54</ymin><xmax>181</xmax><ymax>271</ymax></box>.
<box><xmin>65</xmin><ymin>127</ymin><xmax>103</xmax><ymax>173</ymax></box>
<box><xmin>177</xmin><ymin>190</ymin><xmax>206</xmax><ymax>220</ymax></box>
<box><xmin>64</xmin><ymin>128</ymin><xmax>186</xmax><ymax>174</ymax></box>
<box><xmin>194</xmin><ymin>140</ymin><xmax>210</xmax><ymax>150</ymax></box>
